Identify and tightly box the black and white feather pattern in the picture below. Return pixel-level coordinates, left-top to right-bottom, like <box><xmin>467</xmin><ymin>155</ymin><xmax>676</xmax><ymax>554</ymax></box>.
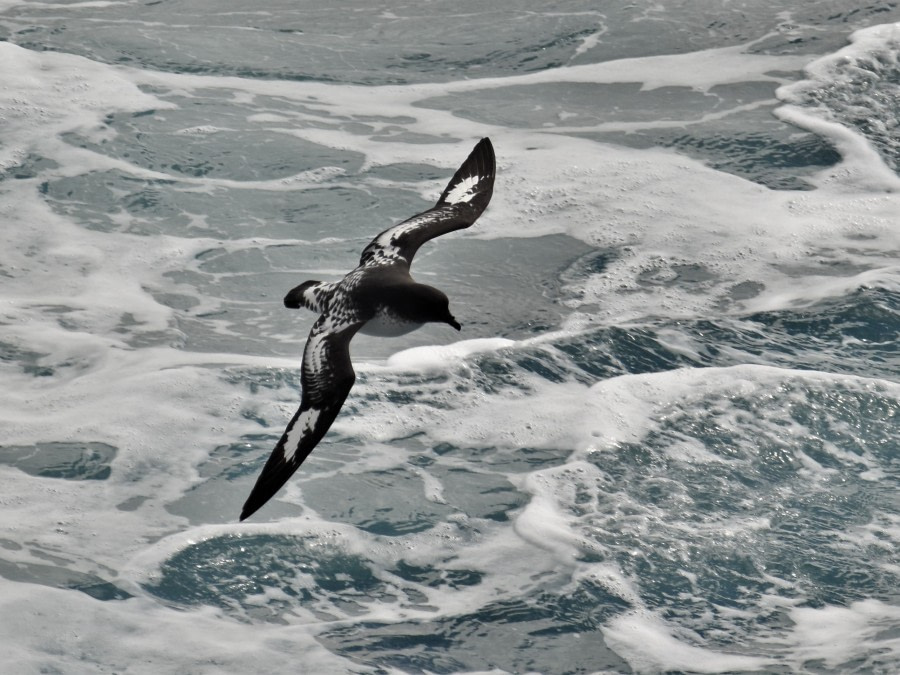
<box><xmin>240</xmin><ymin>138</ymin><xmax>495</xmax><ymax>521</ymax></box>
<box><xmin>358</xmin><ymin>137</ymin><xmax>495</xmax><ymax>268</ymax></box>
<box><xmin>284</xmin><ymin>279</ymin><xmax>338</xmax><ymax>312</ymax></box>
<box><xmin>240</xmin><ymin>306</ymin><xmax>363</xmax><ymax>521</ymax></box>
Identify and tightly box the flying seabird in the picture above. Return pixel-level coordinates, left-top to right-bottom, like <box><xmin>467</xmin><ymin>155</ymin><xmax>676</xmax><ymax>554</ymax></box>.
<box><xmin>240</xmin><ymin>138</ymin><xmax>496</xmax><ymax>520</ymax></box>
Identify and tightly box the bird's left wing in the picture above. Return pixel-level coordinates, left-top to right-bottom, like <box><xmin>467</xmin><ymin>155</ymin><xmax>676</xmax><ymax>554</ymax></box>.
<box><xmin>358</xmin><ymin>137</ymin><xmax>495</xmax><ymax>268</ymax></box>
<box><xmin>240</xmin><ymin>310</ymin><xmax>364</xmax><ymax>521</ymax></box>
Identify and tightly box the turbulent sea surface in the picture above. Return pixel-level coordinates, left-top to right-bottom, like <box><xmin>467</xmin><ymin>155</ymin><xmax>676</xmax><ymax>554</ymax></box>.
<box><xmin>1</xmin><ymin>2</ymin><xmax>899</xmax><ymax>673</ymax></box>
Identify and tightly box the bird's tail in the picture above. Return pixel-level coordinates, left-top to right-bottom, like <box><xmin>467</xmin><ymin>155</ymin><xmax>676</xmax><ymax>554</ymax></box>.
<box><xmin>284</xmin><ymin>280</ymin><xmax>338</xmax><ymax>312</ymax></box>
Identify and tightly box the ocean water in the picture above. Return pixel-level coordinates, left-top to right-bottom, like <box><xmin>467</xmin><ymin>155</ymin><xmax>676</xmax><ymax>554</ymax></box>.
<box><xmin>1</xmin><ymin>1</ymin><xmax>899</xmax><ymax>672</ymax></box>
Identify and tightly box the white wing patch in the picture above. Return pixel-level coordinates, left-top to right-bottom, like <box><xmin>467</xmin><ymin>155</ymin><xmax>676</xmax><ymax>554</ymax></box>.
<box><xmin>362</xmin><ymin>216</ymin><xmax>438</xmax><ymax>266</ymax></box>
<box><xmin>443</xmin><ymin>175</ymin><xmax>483</xmax><ymax>205</ymax></box>
<box><xmin>375</xmin><ymin>220</ymin><xmax>419</xmax><ymax>249</ymax></box>
<box><xmin>284</xmin><ymin>407</ymin><xmax>321</xmax><ymax>462</ymax></box>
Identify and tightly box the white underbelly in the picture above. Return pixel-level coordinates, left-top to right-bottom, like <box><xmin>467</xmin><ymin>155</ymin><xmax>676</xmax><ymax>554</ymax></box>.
<box><xmin>360</xmin><ymin>310</ymin><xmax>422</xmax><ymax>337</ymax></box>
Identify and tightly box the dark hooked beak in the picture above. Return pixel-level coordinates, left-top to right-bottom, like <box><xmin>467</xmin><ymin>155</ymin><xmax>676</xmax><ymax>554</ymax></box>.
<box><xmin>447</xmin><ymin>316</ymin><xmax>462</xmax><ymax>331</ymax></box>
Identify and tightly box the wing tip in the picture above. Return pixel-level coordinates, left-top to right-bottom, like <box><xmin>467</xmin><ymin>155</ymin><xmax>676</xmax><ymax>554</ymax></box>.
<box><xmin>475</xmin><ymin>137</ymin><xmax>495</xmax><ymax>167</ymax></box>
<box><xmin>238</xmin><ymin>447</ymin><xmax>297</xmax><ymax>523</ymax></box>
<box><xmin>438</xmin><ymin>137</ymin><xmax>496</xmax><ymax>207</ymax></box>
<box><xmin>239</xmin><ymin>482</ymin><xmax>275</xmax><ymax>521</ymax></box>
<box><xmin>468</xmin><ymin>137</ymin><xmax>495</xmax><ymax>180</ymax></box>
<box><xmin>239</xmin><ymin>497</ymin><xmax>263</xmax><ymax>521</ymax></box>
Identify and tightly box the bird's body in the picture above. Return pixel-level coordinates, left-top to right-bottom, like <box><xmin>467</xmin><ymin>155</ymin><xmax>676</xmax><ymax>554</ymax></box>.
<box><xmin>241</xmin><ymin>138</ymin><xmax>496</xmax><ymax>521</ymax></box>
<box><xmin>358</xmin><ymin>306</ymin><xmax>421</xmax><ymax>337</ymax></box>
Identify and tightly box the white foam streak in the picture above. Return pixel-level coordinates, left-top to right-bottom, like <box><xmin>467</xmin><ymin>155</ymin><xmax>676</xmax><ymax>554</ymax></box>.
<box><xmin>775</xmin><ymin>21</ymin><xmax>900</xmax><ymax>191</ymax></box>
<box><xmin>603</xmin><ymin>611</ymin><xmax>774</xmax><ymax>672</ymax></box>
<box><xmin>775</xmin><ymin>105</ymin><xmax>900</xmax><ymax>192</ymax></box>
<box><xmin>0</xmin><ymin>580</ymin><xmax>350</xmax><ymax>673</ymax></box>
<box><xmin>784</xmin><ymin>599</ymin><xmax>900</xmax><ymax>670</ymax></box>
<box><xmin>0</xmin><ymin>42</ymin><xmax>170</xmax><ymax>172</ymax></box>
<box><xmin>127</xmin><ymin>42</ymin><xmax>808</xmax><ymax>103</ymax></box>
<box><xmin>383</xmin><ymin>337</ymin><xmax>515</xmax><ymax>371</ymax></box>
<box><xmin>514</xmin><ymin>466</ymin><xmax>596</xmax><ymax>564</ymax></box>
<box><xmin>781</xmin><ymin>21</ymin><xmax>900</xmax><ymax>97</ymax></box>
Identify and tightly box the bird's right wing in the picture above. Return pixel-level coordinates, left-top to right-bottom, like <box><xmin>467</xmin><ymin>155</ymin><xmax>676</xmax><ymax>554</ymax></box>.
<box><xmin>240</xmin><ymin>311</ymin><xmax>363</xmax><ymax>521</ymax></box>
<box><xmin>358</xmin><ymin>137</ymin><xmax>495</xmax><ymax>268</ymax></box>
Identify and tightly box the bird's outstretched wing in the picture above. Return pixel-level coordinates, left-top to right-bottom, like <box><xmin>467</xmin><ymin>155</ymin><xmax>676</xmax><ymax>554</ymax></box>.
<box><xmin>358</xmin><ymin>137</ymin><xmax>495</xmax><ymax>268</ymax></box>
<box><xmin>240</xmin><ymin>310</ymin><xmax>364</xmax><ymax>521</ymax></box>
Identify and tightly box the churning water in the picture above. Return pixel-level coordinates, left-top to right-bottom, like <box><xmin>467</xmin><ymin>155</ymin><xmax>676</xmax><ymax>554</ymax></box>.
<box><xmin>1</xmin><ymin>2</ymin><xmax>899</xmax><ymax>673</ymax></box>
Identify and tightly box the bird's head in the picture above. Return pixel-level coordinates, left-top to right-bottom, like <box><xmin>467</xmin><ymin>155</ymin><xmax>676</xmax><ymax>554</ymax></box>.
<box><xmin>442</xmin><ymin>309</ymin><xmax>462</xmax><ymax>331</ymax></box>
<box><xmin>406</xmin><ymin>284</ymin><xmax>461</xmax><ymax>331</ymax></box>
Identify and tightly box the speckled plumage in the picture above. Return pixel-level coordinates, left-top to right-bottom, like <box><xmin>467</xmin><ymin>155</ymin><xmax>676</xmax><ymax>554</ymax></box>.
<box><xmin>241</xmin><ymin>138</ymin><xmax>496</xmax><ymax>521</ymax></box>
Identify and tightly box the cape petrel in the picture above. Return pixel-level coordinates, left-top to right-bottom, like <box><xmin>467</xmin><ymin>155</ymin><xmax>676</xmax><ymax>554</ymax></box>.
<box><xmin>241</xmin><ymin>138</ymin><xmax>496</xmax><ymax>520</ymax></box>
